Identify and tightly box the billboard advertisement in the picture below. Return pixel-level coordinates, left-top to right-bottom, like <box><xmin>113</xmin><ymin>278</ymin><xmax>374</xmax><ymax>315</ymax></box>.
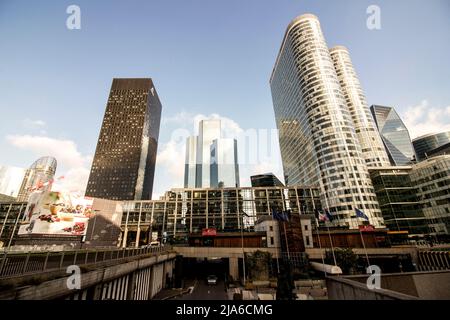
<box><xmin>18</xmin><ymin>190</ymin><xmax>94</xmax><ymax>236</ymax></box>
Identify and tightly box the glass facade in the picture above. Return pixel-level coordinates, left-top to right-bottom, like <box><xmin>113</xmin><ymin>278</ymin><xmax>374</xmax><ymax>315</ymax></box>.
<box><xmin>330</xmin><ymin>47</ymin><xmax>390</xmax><ymax>167</ymax></box>
<box><xmin>210</xmin><ymin>138</ymin><xmax>240</xmax><ymax>188</ymax></box>
<box><xmin>0</xmin><ymin>166</ymin><xmax>26</xmax><ymax>198</ymax></box>
<box><xmin>86</xmin><ymin>78</ymin><xmax>162</xmax><ymax>201</ymax></box>
<box><xmin>250</xmin><ymin>173</ymin><xmax>284</xmax><ymax>187</ymax></box>
<box><xmin>270</xmin><ymin>14</ymin><xmax>383</xmax><ymax>228</ymax></box>
<box><xmin>121</xmin><ymin>186</ymin><xmax>321</xmax><ymax>246</ymax></box>
<box><xmin>184</xmin><ymin>120</ymin><xmax>239</xmax><ymax>188</ymax></box>
<box><xmin>0</xmin><ymin>202</ymin><xmax>27</xmax><ymax>246</ymax></box>
<box><xmin>410</xmin><ymin>155</ymin><xmax>450</xmax><ymax>235</ymax></box>
<box><xmin>370</xmin><ymin>105</ymin><xmax>415</xmax><ymax>166</ymax></box>
<box><xmin>412</xmin><ymin>131</ymin><xmax>450</xmax><ymax>162</ymax></box>
<box><xmin>369</xmin><ymin>167</ymin><xmax>428</xmax><ymax>236</ymax></box>
<box><xmin>16</xmin><ymin>157</ymin><xmax>57</xmax><ymax>201</ymax></box>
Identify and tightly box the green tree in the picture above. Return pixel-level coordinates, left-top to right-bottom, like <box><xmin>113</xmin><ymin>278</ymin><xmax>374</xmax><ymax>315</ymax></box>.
<box><xmin>245</xmin><ymin>250</ymin><xmax>272</xmax><ymax>281</ymax></box>
<box><xmin>276</xmin><ymin>262</ymin><xmax>296</xmax><ymax>300</ymax></box>
<box><xmin>325</xmin><ymin>248</ymin><xmax>358</xmax><ymax>274</ymax></box>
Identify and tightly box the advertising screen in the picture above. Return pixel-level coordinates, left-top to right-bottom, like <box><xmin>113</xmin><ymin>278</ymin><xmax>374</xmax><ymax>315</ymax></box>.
<box><xmin>18</xmin><ymin>190</ymin><xmax>94</xmax><ymax>236</ymax></box>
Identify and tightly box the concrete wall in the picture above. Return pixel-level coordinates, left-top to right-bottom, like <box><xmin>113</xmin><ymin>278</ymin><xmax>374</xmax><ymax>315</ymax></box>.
<box><xmin>0</xmin><ymin>252</ymin><xmax>176</xmax><ymax>300</ymax></box>
<box><xmin>327</xmin><ymin>270</ymin><xmax>450</xmax><ymax>300</ymax></box>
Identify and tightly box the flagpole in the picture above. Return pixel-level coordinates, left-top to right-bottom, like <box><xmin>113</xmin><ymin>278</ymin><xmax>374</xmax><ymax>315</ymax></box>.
<box><xmin>355</xmin><ymin>216</ymin><xmax>370</xmax><ymax>267</ymax></box>
<box><xmin>314</xmin><ymin>218</ymin><xmax>327</xmax><ymax>277</ymax></box>
<box><xmin>326</xmin><ymin>221</ymin><xmax>337</xmax><ymax>267</ymax></box>
<box><xmin>271</xmin><ymin>208</ymin><xmax>281</xmax><ymax>275</ymax></box>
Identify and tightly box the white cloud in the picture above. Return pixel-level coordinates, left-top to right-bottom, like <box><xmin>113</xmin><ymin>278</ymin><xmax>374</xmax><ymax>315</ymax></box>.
<box><xmin>402</xmin><ymin>100</ymin><xmax>450</xmax><ymax>139</ymax></box>
<box><xmin>6</xmin><ymin>134</ymin><xmax>91</xmax><ymax>194</ymax></box>
<box><xmin>22</xmin><ymin>118</ymin><xmax>46</xmax><ymax>129</ymax></box>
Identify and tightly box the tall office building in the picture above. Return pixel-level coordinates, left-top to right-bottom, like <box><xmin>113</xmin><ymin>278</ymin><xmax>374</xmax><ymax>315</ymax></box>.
<box><xmin>196</xmin><ymin>120</ymin><xmax>221</xmax><ymax>188</ymax></box>
<box><xmin>270</xmin><ymin>14</ymin><xmax>383</xmax><ymax>228</ymax></box>
<box><xmin>17</xmin><ymin>157</ymin><xmax>57</xmax><ymax>201</ymax></box>
<box><xmin>184</xmin><ymin>136</ymin><xmax>198</xmax><ymax>188</ymax></box>
<box><xmin>410</xmin><ymin>155</ymin><xmax>450</xmax><ymax>235</ymax></box>
<box><xmin>184</xmin><ymin>119</ymin><xmax>240</xmax><ymax>188</ymax></box>
<box><xmin>412</xmin><ymin>131</ymin><xmax>450</xmax><ymax>162</ymax></box>
<box><xmin>330</xmin><ymin>47</ymin><xmax>390</xmax><ymax>167</ymax></box>
<box><xmin>86</xmin><ymin>78</ymin><xmax>162</xmax><ymax>201</ymax></box>
<box><xmin>0</xmin><ymin>166</ymin><xmax>26</xmax><ymax>198</ymax></box>
<box><xmin>370</xmin><ymin>105</ymin><xmax>416</xmax><ymax>166</ymax></box>
<box><xmin>210</xmin><ymin>138</ymin><xmax>240</xmax><ymax>188</ymax></box>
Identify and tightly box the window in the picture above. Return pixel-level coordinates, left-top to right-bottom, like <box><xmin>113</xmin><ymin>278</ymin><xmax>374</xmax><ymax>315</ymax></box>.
<box><xmin>270</xmin><ymin>237</ymin><xmax>274</xmax><ymax>245</ymax></box>
<box><xmin>304</xmin><ymin>225</ymin><xmax>308</xmax><ymax>231</ymax></box>
<box><xmin>269</xmin><ymin>226</ymin><xmax>273</xmax><ymax>232</ymax></box>
<box><xmin>306</xmin><ymin>237</ymin><xmax>310</xmax><ymax>246</ymax></box>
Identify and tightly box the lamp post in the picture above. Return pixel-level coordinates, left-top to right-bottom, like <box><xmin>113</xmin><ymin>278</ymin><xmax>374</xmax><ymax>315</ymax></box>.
<box><xmin>240</xmin><ymin>210</ymin><xmax>246</xmax><ymax>286</ymax></box>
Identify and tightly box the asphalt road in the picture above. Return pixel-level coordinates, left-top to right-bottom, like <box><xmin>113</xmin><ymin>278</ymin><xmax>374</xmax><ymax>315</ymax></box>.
<box><xmin>173</xmin><ymin>278</ymin><xmax>228</xmax><ymax>300</ymax></box>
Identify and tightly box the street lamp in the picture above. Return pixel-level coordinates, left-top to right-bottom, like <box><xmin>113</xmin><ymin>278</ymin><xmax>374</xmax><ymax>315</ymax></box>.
<box><xmin>240</xmin><ymin>210</ymin><xmax>247</xmax><ymax>286</ymax></box>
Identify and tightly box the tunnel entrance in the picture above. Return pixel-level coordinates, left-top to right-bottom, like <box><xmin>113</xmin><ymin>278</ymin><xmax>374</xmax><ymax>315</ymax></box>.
<box><xmin>181</xmin><ymin>257</ymin><xmax>230</xmax><ymax>282</ymax></box>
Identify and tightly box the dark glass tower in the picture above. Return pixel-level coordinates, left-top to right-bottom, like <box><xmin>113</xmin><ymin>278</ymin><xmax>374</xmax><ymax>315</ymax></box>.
<box><xmin>86</xmin><ymin>78</ymin><xmax>162</xmax><ymax>200</ymax></box>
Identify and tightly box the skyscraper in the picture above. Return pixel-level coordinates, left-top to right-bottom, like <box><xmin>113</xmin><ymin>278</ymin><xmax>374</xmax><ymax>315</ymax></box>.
<box><xmin>270</xmin><ymin>14</ymin><xmax>383</xmax><ymax>228</ymax></box>
<box><xmin>86</xmin><ymin>78</ymin><xmax>162</xmax><ymax>201</ymax></box>
<box><xmin>210</xmin><ymin>138</ymin><xmax>240</xmax><ymax>188</ymax></box>
<box><xmin>412</xmin><ymin>131</ymin><xmax>450</xmax><ymax>162</ymax></box>
<box><xmin>184</xmin><ymin>136</ymin><xmax>198</xmax><ymax>188</ymax></box>
<box><xmin>17</xmin><ymin>156</ymin><xmax>57</xmax><ymax>201</ymax></box>
<box><xmin>330</xmin><ymin>46</ymin><xmax>390</xmax><ymax>167</ymax></box>
<box><xmin>370</xmin><ymin>105</ymin><xmax>416</xmax><ymax>166</ymax></box>
<box><xmin>196</xmin><ymin>120</ymin><xmax>221</xmax><ymax>188</ymax></box>
<box><xmin>184</xmin><ymin>119</ymin><xmax>240</xmax><ymax>188</ymax></box>
<box><xmin>0</xmin><ymin>165</ymin><xmax>26</xmax><ymax>198</ymax></box>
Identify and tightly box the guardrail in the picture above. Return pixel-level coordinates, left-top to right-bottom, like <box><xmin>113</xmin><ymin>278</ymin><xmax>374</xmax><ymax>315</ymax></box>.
<box><xmin>0</xmin><ymin>245</ymin><xmax>172</xmax><ymax>279</ymax></box>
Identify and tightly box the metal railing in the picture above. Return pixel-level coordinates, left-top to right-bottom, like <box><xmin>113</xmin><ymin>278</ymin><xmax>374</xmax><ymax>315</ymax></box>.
<box><xmin>0</xmin><ymin>245</ymin><xmax>172</xmax><ymax>279</ymax></box>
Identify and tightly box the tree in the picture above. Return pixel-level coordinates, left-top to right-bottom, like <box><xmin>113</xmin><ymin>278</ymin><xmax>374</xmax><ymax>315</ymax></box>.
<box><xmin>245</xmin><ymin>250</ymin><xmax>272</xmax><ymax>281</ymax></box>
<box><xmin>276</xmin><ymin>262</ymin><xmax>296</xmax><ymax>300</ymax></box>
<box><xmin>325</xmin><ymin>248</ymin><xmax>358</xmax><ymax>274</ymax></box>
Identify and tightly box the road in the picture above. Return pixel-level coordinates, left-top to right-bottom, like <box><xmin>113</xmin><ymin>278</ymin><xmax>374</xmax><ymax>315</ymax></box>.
<box><xmin>173</xmin><ymin>278</ymin><xmax>228</xmax><ymax>300</ymax></box>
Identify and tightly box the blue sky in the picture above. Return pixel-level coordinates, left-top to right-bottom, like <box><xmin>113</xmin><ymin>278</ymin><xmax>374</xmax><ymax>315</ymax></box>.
<box><xmin>1</xmin><ymin>0</ymin><xmax>449</xmax><ymax>198</ymax></box>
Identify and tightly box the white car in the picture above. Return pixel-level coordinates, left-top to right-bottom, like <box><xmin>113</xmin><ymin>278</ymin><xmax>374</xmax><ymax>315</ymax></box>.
<box><xmin>207</xmin><ymin>275</ymin><xmax>218</xmax><ymax>285</ymax></box>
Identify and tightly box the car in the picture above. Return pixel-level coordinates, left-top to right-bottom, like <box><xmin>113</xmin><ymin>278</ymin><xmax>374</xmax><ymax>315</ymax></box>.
<box><xmin>149</xmin><ymin>241</ymin><xmax>160</xmax><ymax>247</ymax></box>
<box><xmin>207</xmin><ymin>275</ymin><xmax>218</xmax><ymax>285</ymax></box>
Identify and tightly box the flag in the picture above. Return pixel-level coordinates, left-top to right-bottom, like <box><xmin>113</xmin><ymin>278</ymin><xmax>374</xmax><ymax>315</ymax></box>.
<box><xmin>271</xmin><ymin>208</ymin><xmax>289</xmax><ymax>222</ymax></box>
<box><xmin>325</xmin><ymin>209</ymin><xmax>333</xmax><ymax>222</ymax></box>
<box><xmin>355</xmin><ymin>208</ymin><xmax>369</xmax><ymax>221</ymax></box>
<box><xmin>315</xmin><ymin>209</ymin><xmax>328</xmax><ymax>222</ymax></box>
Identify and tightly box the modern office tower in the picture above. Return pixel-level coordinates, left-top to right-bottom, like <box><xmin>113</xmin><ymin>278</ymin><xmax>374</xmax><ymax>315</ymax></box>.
<box><xmin>412</xmin><ymin>131</ymin><xmax>450</xmax><ymax>162</ymax></box>
<box><xmin>270</xmin><ymin>14</ymin><xmax>383</xmax><ymax>228</ymax></box>
<box><xmin>370</xmin><ymin>105</ymin><xmax>416</xmax><ymax>166</ymax></box>
<box><xmin>210</xmin><ymin>138</ymin><xmax>240</xmax><ymax>188</ymax></box>
<box><xmin>410</xmin><ymin>155</ymin><xmax>450</xmax><ymax>235</ymax></box>
<box><xmin>330</xmin><ymin>47</ymin><xmax>390</xmax><ymax>167</ymax></box>
<box><xmin>369</xmin><ymin>167</ymin><xmax>428</xmax><ymax>236</ymax></box>
<box><xmin>250</xmin><ymin>173</ymin><xmax>284</xmax><ymax>187</ymax></box>
<box><xmin>184</xmin><ymin>136</ymin><xmax>198</xmax><ymax>188</ymax></box>
<box><xmin>16</xmin><ymin>157</ymin><xmax>57</xmax><ymax>201</ymax></box>
<box><xmin>196</xmin><ymin>120</ymin><xmax>221</xmax><ymax>188</ymax></box>
<box><xmin>0</xmin><ymin>166</ymin><xmax>26</xmax><ymax>198</ymax></box>
<box><xmin>86</xmin><ymin>78</ymin><xmax>162</xmax><ymax>201</ymax></box>
<box><xmin>184</xmin><ymin>119</ymin><xmax>240</xmax><ymax>188</ymax></box>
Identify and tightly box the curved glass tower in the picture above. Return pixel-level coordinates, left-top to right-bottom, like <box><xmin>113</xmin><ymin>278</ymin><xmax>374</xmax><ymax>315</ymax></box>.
<box><xmin>270</xmin><ymin>14</ymin><xmax>383</xmax><ymax>228</ymax></box>
<box><xmin>412</xmin><ymin>131</ymin><xmax>450</xmax><ymax>162</ymax></box>
<box><xmin>330</xmin><ymin>46</ymin><xmax>390</xmax><ymax>167</ymax></box>
<box><xmin>17</xmin><ymin>156</ymin><xmax>57</xmax><ymax>201</ymax></box>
